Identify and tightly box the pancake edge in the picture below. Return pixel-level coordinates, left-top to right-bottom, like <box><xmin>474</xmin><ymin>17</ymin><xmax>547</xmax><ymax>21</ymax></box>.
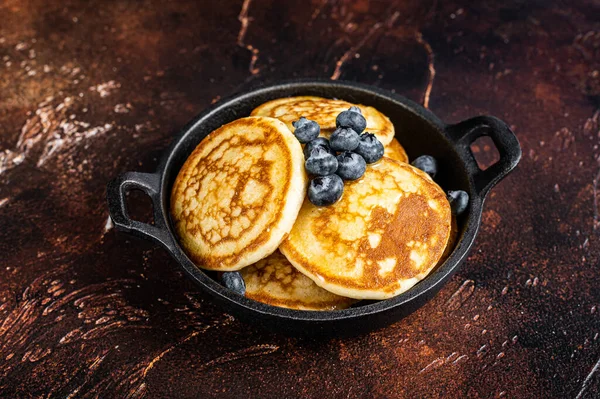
<box><xmin>171</xmin><ymin>116</ymin><xmax>308</xmax><ymax>271</ymax></box>
<box><xmin>279</xmin><ymin>159</ymin><xmax>451</xmax><ymax>300</ymax></box>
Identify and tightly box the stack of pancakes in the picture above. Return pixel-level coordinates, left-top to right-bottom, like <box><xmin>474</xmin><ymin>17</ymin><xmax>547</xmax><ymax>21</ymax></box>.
<box><xmin>171</xmin><ymin>97</ymin><xmax>454</xmax><ymax>311</ymax></box>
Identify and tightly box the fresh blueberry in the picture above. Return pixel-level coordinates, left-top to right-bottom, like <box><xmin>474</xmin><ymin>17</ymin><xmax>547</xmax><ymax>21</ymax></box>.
<box><xmin>292</xmin><ymin>117</ymin><xmax>320</xmax><ymax>143</ymax></box>
<box><xmin>348</xmin><ymin>106</ymin><xmax>362</xmax><ymax>114</ymax></box>
<box><xmin>355</xmin><ymin>133</ymin><xmax>384</xmax><ymax>163</ymax></box>
<box><xmin>292</xmin><ymin>116</ymin><xmax>309</xmax><ymax>129</ymax></box>
<box><xmin>411</xmin><ymin>155</ymin><xmax>438</xmax><ymax>178</ymax></box>
<box><xmin>305</xmin><ymin>147</ymin><xmax>338</xmax><ymax>176</ymax></box>
<box><xmin>336</xmin><ymin>107</ymin><xmax>367</xmax><ymax>133</ymax></box>
<box><xmin>221</xmin><ymin>272</ymin><xmax>246</xmax><ymax>295</ymax></box>
<box><xmin>308</xmin><ymin>174</ymin><xmax>344</xmax><ymax>206</ymax></box>
<box><xmin>330</xmin><ymin>127</ymin><xmax>360</xmax><ymax>152</ymax></box>
<box><xmin>336</xmin><ymin>151</ymin><xmax>366</xmax><ymax>181</ymax></box>
<box><xmin>304</xmin><ymin>137</ymin><xmax>334</xmax><ymax>158</ymax></box>
<box><xmin>447</xmin><ymin>190</ymin><xmax>469</xmax><ymax>215</ymax></box>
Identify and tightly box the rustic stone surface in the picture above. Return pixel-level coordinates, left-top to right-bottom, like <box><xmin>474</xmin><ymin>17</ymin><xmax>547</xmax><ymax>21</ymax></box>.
<box><xmin>1</xmin><ymin>0</ymin><xmax>599</xmax><ymax>398</ymax></box>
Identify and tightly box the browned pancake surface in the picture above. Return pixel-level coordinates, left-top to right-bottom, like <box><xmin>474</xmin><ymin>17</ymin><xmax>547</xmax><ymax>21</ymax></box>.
<box><xmin>384</xmin><ymin>137</ymin><xmax>409</xmax><ymax>163</ymax></box>
<box><xmin>171</xmin><ymin>116</ymin><xmax>307</xmax><ymax>271</ymax></box>
<box><xmin>241</xmin><ymin>251</ymin><xmax>356</xmax><ymax>311</ymax></box>
<box><xmin>251</xmin><ymin>96</ymin><xmax>395</xmax><ymax>145</ymax></box>
<box><xmin>280</xmin><ymin>158</ymin><xmax>451</xmax><ymax>299</ymax></box>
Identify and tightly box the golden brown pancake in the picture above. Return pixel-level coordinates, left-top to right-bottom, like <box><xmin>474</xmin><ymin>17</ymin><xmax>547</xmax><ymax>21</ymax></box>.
<box><xmin>279</xmin><ymin>158</ymin><xmax>451</xmax><ymax>300</ymax></box>
<box><xmin>438</xmin><ymin>216</ymin><xmax>458</xmax><ymax>266</ymax></box>
<box><xmin>240</xmin><ymin>250</ymin><xmax>356</xmax><ymax>311</ymax></box>
<box><xmin>384</xmin><ymin>138</ymin><xmax>409</xmax><ymax>163</ymax></box>
<box><xmin>171</xmin><ymin>116</ymin><xmax>308</xmax><ymax>271</ymax></box>
<box><xmin>251</xmin><ymin>96</ymin><xmax>395</xmax><ymax>145</ymax></box>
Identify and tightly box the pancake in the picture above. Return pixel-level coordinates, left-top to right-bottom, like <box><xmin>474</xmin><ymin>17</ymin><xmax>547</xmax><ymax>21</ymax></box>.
<box><xmin>251</xmin><ymin>96</ymin><xmax>395</xmax><ymax>145</ymax></box>
<box><xmin>170</xmin><ymin>116</ymin><xmax>308</xmax><ymax>271</ymax></box>
<box><xmin>240</xmin><ymin>250</ymin><xmax>356</xmax><ymax>311</ymax></box>
<box><xmin>438</xmin><ymin>216</ymin><xmax>459</xmax><ymax>266</ymax></box>
<box><xmin>279</xmin><ymin>158</ymin><xmax>451</xmax><ymax>300</ymax></box>
<box><xmin>384</xmin><ymin>138</ymin><xmax>409</xmax><ymax>163</ymax></box>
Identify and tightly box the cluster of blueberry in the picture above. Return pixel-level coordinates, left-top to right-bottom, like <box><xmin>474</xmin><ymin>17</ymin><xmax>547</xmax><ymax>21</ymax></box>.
<box><xmin>221</xmin><ymin>271</ymin><xmax>246</xmax><ymax>295</ymax></box>
<box><xmin>218</xmin><ymin>113</ymin><xmax>469</xmax><ymax>296</ymax></box>
<box><xmin>293</xmin><ymin>107</ymin><xmax>384</xmax><ymax>206</ymax></box>
<box><xmin>411</xmin><ymin>155</ymin><xmax>469</xmax><ymax>216</ymax></box>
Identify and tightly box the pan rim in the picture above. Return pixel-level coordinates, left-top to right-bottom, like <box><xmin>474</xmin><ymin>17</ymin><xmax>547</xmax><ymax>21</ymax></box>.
<box><xmin>151</xmin><ymin>79</ymin><xmax>485</xmax><ymax>322</ymax></box>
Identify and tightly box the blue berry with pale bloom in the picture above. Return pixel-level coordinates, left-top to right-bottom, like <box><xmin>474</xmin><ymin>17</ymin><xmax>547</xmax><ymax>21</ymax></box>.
<box><xmin>305</xmin><ymin>147</ymin><xmax>338</xmax><ymax>176</ymax></box>
<box><xmin>336</xmin><ymin>106</ymin><xmax>367</xmax><ymax>133</ymax></box>
<box><xmin>308</xmin><ymin>175</ymin><xmax>344</xmax><ymax>206</ymax></box>
<box><xmin>411</xmin><ymin>155</ymin><xmax>438</xmax><ymax>178</ymax></box>
<box><xmin>304</xmin><ymin>137</ymin><xmax>334</xmax><ymax>158</ymax></box>
<box><xmin>292</xmin><ymin>117</ymin><xmax>320</xmax><ymax>143</ymax></box>
<box><xmin>355</xmin><ymin>133</ymin><xmax>384</xmax><ymax>163</ymax></box>
<box><xmin>336</xmin><ymin>151</ymin><xmax>366</xmax><ymax>181</ymax></box>
<box><xmin>330</xmin><ymin>127</ymin><xmax>360</xmax><ymax>152</ymax></box>
<box><xmin>222</xmin><ymin>272</ymin><xmax>246</xmax><ymax>295</ymax></box>
<box><xmin>448</xmin><ymin>190</ymin><xmax>469</xmax><ymax>215</ymax></box>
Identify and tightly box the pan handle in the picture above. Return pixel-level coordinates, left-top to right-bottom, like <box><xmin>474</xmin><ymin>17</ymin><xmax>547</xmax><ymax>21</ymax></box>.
<box><xmin>106</xmin><ymin>171</ymin><xmax>176</xmax><ymax>250</ymax></box>
<box><xmin>445</xmin><ymin>116</ymin><xmax>521</xmax><ymax>197</ymax></box>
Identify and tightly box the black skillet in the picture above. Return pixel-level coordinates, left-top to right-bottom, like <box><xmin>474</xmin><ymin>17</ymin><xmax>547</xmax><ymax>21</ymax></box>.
<box><xmin>106</xmin><ymin>80</ymin><xmax>521</xmax><ymax>337</ymax></box>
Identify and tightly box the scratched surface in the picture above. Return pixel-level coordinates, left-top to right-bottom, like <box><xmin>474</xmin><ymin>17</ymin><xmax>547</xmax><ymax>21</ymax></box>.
<box><xmin>0</xmin><ymin>0</ymin><xmax>599</xmax><ymax>398</ymax></box>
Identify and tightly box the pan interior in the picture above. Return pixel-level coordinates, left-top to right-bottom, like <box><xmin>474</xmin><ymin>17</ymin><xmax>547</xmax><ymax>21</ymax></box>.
<box><xmin>161</xmin><ymin>81</ymin><xmax>475</xmax><ymax>317</ymax></box>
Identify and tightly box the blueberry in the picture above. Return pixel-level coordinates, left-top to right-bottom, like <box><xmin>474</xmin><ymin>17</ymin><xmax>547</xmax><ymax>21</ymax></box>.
<box><xmin>304</xmin><ymin>137</ymin><xmax>334</xmax><ymax>159</ymax></box>
<box><xmin>292</xmin><ymin>116</ymin><xmax>309</xmax><ymax>129</ymax></box>
<box><xmin>221</xmin><ymin>271</ymin><xmax>246</xmax><ymax>295</ymax></box>
<box><xmin>308</xmin><ymin>175</ymin><xmax>344</xmax><ymax>206</ymax></box>
<box><xmin>411</xmin><ymin>155</ymin><xmax>438</xmax><ymax>178</ymax></box>
<box><xmin>348</xmin><ymin>106</ymin><xmax>362</xmax><ymax>114</ymax></box>
<box><xmin>292</xmin><ymin>117</ymin><xmax>320</xmax><ymax>143</ymax></box>
<box><xmin>336</xmin><ymin>151</ymin><xmax>366</xmax><ymax>181</ymax></box>
<box><xmin>447</xmin><ymin>190</ymin><xmax>469</xmax><ymax>215</ymax></box>
<box><xmin>330</xmin><ymin>127</ymin><xmax>360</xmax><ymax>152</ymax></box>
<box><xmin>355</xmin><ymin>133</ymin><xmax>384</xmax><ymax>163</ymax></box>
<box><xmin>305</xmin><ymin>147</ymin><xmax>338</xmax><ymax>176</ymax></box>
<box><xmin>336</xmin><ymin>107</ymin><xmax>367</xmax><ymax>133</ymax></box>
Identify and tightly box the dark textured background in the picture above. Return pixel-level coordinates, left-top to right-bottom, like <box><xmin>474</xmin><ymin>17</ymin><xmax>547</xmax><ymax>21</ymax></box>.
<box><xmin>1</xmin><ymin>0</ymin><xmax>599</xmax><ymax>398</ymax></box>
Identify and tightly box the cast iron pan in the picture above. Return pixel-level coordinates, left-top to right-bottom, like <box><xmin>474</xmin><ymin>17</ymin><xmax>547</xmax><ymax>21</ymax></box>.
<box><xmin>106</xmin><ymin>80</ymin><xmax>521</xmax><ymax>337</ymax></box>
